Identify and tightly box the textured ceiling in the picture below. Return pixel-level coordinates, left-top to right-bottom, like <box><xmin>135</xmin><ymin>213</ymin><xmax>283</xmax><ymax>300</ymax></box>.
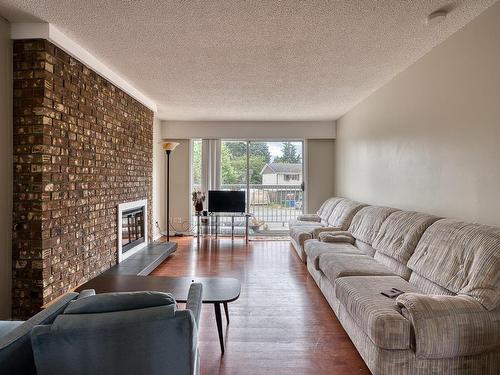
<box><xmin>0</xmin><ymin>0</ymin><xmax>497</xmax><ymax>120</ymax></box>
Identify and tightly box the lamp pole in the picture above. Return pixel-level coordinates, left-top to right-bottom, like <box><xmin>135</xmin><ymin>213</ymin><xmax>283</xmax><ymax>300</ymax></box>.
<box><xmin>162</xmin><ymin>141</ymin><xmax>179</xmax><ymax>242</ymax></box>
<box><xmin>166</xmin><ymin>149</ymin><xmax>171</xmax><ymax>241</ymax></box>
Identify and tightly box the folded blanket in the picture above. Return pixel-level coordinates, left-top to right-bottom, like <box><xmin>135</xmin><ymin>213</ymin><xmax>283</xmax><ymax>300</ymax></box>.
<box><xmin>296</xmin><ymin>214</ymin><xmax>321</xmax><ymax>222</ymax></box>
<box><xmin>318</xmin><ymin>231</ymin><xmax>355</xmax><ymax>244</ymax></box>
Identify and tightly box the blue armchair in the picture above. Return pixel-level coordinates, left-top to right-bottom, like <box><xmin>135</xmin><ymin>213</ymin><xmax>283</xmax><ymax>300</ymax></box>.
<box><xmin>31</xmin><ymin>284</ymin><xmax>203</xmax><ymax>375</ymax></box>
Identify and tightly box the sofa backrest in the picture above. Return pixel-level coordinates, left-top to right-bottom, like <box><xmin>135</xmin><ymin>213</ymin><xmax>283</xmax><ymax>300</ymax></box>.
<box><xmin>0</xmin><ymin>292</ymin><xmax>78</xmax><ymax>375</ymax></box>
<box><xmin>326</xmin><ymin>199</ymin><xmax>367</xmax><ymax>230</ymax></box>
<box><xmin>407</xmin><ymin>219</ymin><xmax>500</xmax><ymax>310</ymax></box>
<box><xmin>348</xmin><ymin>206</ymin><xmax>399</xmax><ymax>256</ymax></box>
<box><xmin>372</xmin><ymin>211</ymin><xmax>439</xmax><ymax>280</ymax></box>
<box><xmin>318</xmin><ymin>197</ymin><xmax>343</xmax><ymax>224</ymax></box>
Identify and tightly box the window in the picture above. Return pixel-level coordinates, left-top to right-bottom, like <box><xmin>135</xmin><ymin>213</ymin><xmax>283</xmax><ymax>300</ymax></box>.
<box><xmin>284</xmin><ymin>174</ymin><xmax>300</xmax><ymax>181</ymax></box>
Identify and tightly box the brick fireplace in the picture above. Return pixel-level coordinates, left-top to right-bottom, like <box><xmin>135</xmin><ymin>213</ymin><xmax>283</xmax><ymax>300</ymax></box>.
<box><xmin>12</xmin><ymin>39</ymin><xmax>153</xmax><ymax>318</ymax></box>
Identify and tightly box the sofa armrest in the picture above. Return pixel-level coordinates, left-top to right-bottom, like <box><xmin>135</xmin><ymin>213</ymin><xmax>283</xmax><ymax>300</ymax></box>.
<box><xmin>396</xmin><ymin>293</ymin><xmax>500</xmax><ymax>359</ymax></box>
<box><xmin>312</xmin><ymin>226</ymin><xmax>342</xmax><ymax>239</ymax></box>
<box><xmin>296</xmin><ymin>214</ymin><xmax>321</xmax><ymax>222</ymax></box>
<box><xmin>318</xmin><ymin>231</ymin><xmax>355</xmax><ymax>244</ymax></box>
<box><xmin>186</xmin><ymin>283</ymin><xmax>203</xmax><ymax>328</ymax></box>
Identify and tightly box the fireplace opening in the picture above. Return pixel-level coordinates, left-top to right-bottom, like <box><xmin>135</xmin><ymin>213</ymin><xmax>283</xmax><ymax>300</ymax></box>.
<box><xmin>118</xmin><ymin>199</ymin><xmax>148</xmax><ymax>262</ymax></box>
<box><xmin>121</xmin><ymin>207</ymin><xmax>145</xmax><ymax>253</ymax></box>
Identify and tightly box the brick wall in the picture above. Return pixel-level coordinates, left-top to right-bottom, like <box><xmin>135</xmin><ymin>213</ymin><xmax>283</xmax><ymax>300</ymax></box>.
<box><xmin>12</xmin><ymin>40</ymin><xmax>153</xmax><ymax>318</ymax></box>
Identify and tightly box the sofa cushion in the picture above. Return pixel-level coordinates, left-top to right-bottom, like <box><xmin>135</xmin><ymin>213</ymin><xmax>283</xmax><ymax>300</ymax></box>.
<box><xmin>304</xmin><ymin>240</ymin><xmax>364</xmax><ymax>270</ymax></box>
<box><xmin>355</xmin><ymin>239</ymin><xmax>377</xmax><ymax>257</ymax></box>
<box><xmin>326</xmin><ymin>199</ymin><xmax>367</xmax><ymax>229</ymax></box>
<box><xmin>289</xmin><ymin>218</ymin><xmax>326</xmax><ymax>229</ymax></box>
<box><xmin>318</xmin><ymin>197</ymin><xmax>343</xmax><ymax>224</ymax></box>
<box><xmin>335</xmin><ymin>276</ymin><xmax>419</xmax><ymax>350</ymax></box>
<box><xmin>408</xmin><ymin>272</ymin><xmax>455</xmax><ymax>296</ymax></box>
<box><xmin>408</xmin><ymin>219</ymin><xmax>500</xmax><ymax>310</ymax></box>
<box><xmin>290</xmin><ymin>224</ymin><xmax>323</xmax><ymax>248</ymax></box>
<box><xmin>348</xmin><ymin>206</ymin><xmax>399</xmax><ymax>245</ymax></box>
<box><xmin>319</xmin><ymin>254</ymin><xmax>396</xmax><ymax>284</ymax></box>
<box><xmin>373</xmin><ymin>211</ymin><xmax>440</xmax><ymax>264</ymax></box>
<box><xmin>374</xmin><ymin>252</ymin><xmax>412</xmax><ymax>280</ymax></box>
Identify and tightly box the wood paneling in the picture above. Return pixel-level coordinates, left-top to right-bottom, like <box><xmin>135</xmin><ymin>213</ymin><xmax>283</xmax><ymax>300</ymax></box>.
<box><xmin>152</xmin><ymin>237</ymin><xmax>370</xmax><ymax>375</ymax></box>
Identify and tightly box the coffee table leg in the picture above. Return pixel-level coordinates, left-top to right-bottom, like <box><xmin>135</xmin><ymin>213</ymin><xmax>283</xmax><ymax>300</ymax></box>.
<box><xmin>214</xmin><ymin>303</ymin><xmax>225</xmax><ymax>355</ymax></box>
<box><xmin>223</xmin><ymin>302</ymin><xmax>229</xmax><ymax>325</ymax></box>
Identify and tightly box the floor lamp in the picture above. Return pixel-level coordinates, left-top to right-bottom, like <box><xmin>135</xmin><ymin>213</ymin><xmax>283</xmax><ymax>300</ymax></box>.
<box><xmin>163</xmin><ymin>141</ymin><xmax>179</xmax><ymax>241</ymax></box>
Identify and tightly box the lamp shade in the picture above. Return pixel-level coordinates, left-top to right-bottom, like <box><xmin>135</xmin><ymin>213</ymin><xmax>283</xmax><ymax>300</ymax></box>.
<box><xmin>162</xmin><ymin>141</ymin><xmax>180</xmax><ymax>152</ymax></box>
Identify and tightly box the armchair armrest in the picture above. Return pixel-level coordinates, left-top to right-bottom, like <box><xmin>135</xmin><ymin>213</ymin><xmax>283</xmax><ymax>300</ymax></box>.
<box><xmin>186</xmin><ymin>283</ymin><xmax>203</xmax><ymax>328</ymax></box>
<box><xmin>296</xmin><ymin>214</ymin><xmax>321</xmax><ymax>222</ymax></box>
<box><xmin>312</xmin><ymin>226</ymin><xmax>342</xmax><ymax>239</ymax></box>
<box><xmin>396</xmin><ymin>293</ymin><xmax>500</xmax><ymax>359</ymax></box>
<box><xmin>77</xmin><ymin>289</ymin><xmax>95</xmax><ymax>299</ymax></box>
<box><xmin>318</xmin><ymin>231</ymin><xmax>355</xmax><ymax>244</ymax></box>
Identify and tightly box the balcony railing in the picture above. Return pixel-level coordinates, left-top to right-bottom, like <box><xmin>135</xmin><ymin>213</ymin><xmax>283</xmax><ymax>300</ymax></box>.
<box><xmin>190</xmin><ymin>184</ymin><xmax>302</xmax><ymax>235</ymax></box>
<box><xmin>220</xmin><ymin>184</ymin><xmax>303</xmax><ymax>225</ymax></box>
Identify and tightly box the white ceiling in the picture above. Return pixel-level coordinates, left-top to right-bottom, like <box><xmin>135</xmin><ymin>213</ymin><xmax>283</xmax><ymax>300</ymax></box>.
<box><xmin>0</xmin><ymin>0</ymin><xmax>497</xmax><ymax>120</ymax></box>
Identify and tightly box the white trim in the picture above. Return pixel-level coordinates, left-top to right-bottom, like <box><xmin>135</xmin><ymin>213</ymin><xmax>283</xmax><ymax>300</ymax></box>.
<box><xmin>117</xmin><ymin>199</ymin><xmax>148</xmax><ymax>263</ymax></box>
<box><xmin>10</xmin><ymin>23</ymin><xmax>157</xmax><ymax>112</ymax></box>
<box><xmin>302</xmin><ymin>140</ymin><xmax>308</xmax><ymax>214</ymax></box>
<box><xmin>162</xmin><ymin>121</ymin><xmax>336</xmax><ymax>140</ymax></box>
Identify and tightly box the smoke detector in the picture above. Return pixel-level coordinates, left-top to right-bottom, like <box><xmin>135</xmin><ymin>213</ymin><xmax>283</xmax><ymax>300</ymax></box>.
<box><xmin>426</xmin><ymin>10</ymin><xmax>448</xmax><ymax>25</ymax></box>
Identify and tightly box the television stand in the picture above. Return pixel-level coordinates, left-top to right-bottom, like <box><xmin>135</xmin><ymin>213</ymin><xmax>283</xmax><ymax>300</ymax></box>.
<box><xmin>195</xmin><ymin>212</ymin><xmax>253</xmax><ymax>244</ymax></box>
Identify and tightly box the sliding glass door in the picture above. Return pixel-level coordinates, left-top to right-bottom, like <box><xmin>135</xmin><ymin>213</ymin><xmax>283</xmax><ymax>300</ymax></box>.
<box><xmin>191</xmin><ymin>139</ymin><xmax>304</xmax><ymax>238</ymax></box>
<box><xmin>221</xmin><ymin>140</ymin><xmax>304</xmax><ymax>237</ymax></box>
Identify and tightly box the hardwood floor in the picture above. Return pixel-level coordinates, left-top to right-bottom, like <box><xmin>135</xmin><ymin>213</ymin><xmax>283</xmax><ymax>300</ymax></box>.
<box><xmin>152</xmin><ymin>237</ymin><xmax>370</xmax><ymax>375</ymax></box>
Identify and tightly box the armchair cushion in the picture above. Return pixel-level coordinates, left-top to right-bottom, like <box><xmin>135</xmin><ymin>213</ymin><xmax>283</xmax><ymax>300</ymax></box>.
<box><xmin>396</xmin><ymin>293</ymin><xmax>500</xmax><ymax>359</ymax></box>
<box><xmin>64</xmin><ymin>291</ymin><xmax>176</xmax><ymax>314</ymax></box>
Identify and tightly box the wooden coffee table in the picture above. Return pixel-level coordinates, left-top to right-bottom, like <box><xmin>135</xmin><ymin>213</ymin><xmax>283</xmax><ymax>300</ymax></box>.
<box><xmin>76</xmin><ymin>275</ymin><xmax>241</xmax><ymax>354</ymax></box>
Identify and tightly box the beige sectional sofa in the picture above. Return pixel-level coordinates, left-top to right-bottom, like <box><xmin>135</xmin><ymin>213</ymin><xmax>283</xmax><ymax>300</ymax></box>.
<box><xmin>289</xmin><ymin>197</ymin><xmax>366</xmax><ymax>261</ymax></box>
<box><xmin>289</xmin><ymin>198</ymin><xmax>500</xmax><ymax>375</ymax></box>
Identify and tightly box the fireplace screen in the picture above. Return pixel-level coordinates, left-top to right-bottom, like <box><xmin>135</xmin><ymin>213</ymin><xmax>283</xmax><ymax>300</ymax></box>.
<box><xmin>121</xmin><ymin>207</ymin><xmax>145</xmax><ymax>253</ymax></box>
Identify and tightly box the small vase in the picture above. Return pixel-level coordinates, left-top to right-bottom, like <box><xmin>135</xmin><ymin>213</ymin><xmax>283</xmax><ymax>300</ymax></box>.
<box><xmin>195</xmin><ymin>202</ymin><xmax>203</xmax><ymax>212</ymax></box>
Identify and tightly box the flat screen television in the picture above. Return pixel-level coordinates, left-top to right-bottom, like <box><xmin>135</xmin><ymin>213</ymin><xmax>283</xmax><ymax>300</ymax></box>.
<box><xmin>208</xmin><ymin>190</ymin><xmax>246</xmax><ymax>213</ymax></box>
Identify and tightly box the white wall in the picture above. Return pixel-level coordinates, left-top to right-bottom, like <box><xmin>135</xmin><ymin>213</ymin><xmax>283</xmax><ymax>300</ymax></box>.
<box><xmin>152</xmin><ymin>116</ymin><xmax>165</xmax><ymax>239</ymax></box>
<box><xmin>162</xmin><ymin>120</ymin><xmax>336</xmax><ymax>140</ymax></box>
<box><xmin>168</xmin><ymin>140</ymin><xmax>191</xmax><ymax>233</ymax></box>
<box><xmin>0</xmin><ymin>16</ymin><xmax>12</xmax><ymax>319</ymax></box>
<box><xmin>335</xmin><ymin>1</ymin><xmax>500</xmax><ymax>226</ymax></box>
<box><xmin>306</xmin><ymin>139</ymin><xmax>335</xmax><ymax>213</ymax></box>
